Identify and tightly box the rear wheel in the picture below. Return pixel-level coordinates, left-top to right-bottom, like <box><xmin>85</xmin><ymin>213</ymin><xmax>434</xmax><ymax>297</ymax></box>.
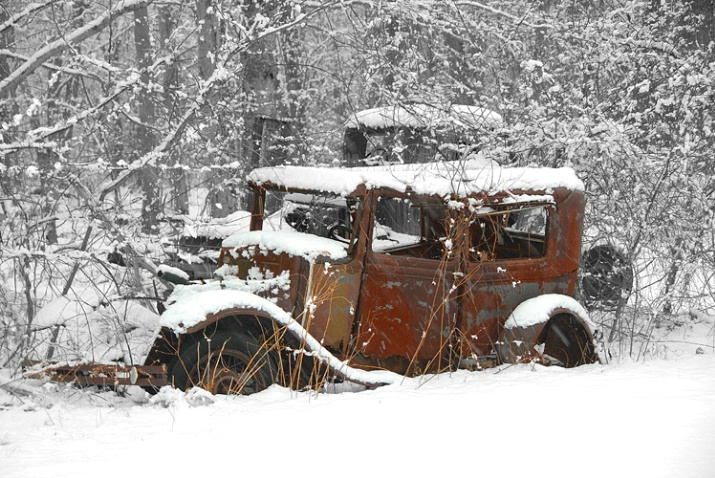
<box><xmin>539</xmin><ymin>314</ymin><xmax>597</xmax><ymax>367</ymax></box>
<box><xmin>168</xmin><ymin>331</ymin><xmax>276</xmax><ymax>395</ymax></box>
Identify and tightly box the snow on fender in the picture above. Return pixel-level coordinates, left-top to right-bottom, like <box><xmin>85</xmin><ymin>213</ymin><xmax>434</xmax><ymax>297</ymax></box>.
<box><xmin>161</xmin><ymin>288</ymin><xmax>403</xmax><ymax>387</ymax></box>
<box><xmin>498</xmin><ymin>294</ymin><xmax>604</xmax><ymax>366</ymax></box>
<box><xmin>504</xmin><ymin>294</ymin><xmax>594</xmax><ymax>331</ymax></box>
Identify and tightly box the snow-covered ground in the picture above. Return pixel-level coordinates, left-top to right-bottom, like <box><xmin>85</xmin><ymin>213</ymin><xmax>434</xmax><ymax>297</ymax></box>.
<box><xmin>1</xmin><ymin>352</ymin><xmax>714</xmax><ymax>478</ymax></box>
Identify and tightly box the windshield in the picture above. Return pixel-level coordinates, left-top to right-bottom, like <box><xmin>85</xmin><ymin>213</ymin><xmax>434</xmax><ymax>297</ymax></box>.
<box><xmin>261</xmin><ymin>190</ymin><xmax>361</xmax><ymax>247</ymax></box>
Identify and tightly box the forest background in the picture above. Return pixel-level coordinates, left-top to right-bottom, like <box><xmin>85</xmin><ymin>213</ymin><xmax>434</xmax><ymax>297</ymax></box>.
<box><xmin>0</xmin><ymin>0</ymin><xmax>714</xmax><ymax>369</ymax></box>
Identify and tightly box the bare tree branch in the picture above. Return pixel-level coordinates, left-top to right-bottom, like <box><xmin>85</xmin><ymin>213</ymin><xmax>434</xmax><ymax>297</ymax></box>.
<box><xmin>0</xmin><ymin>0</ymin><xmax>150</xmax><ymax>97</ymax></box>
<box><xmin>0</xmin><ymin>49</ymin><xmax>104</xmax><ymax>82</ymax></box>
<box><xmin>451</xmin><ymin>1</ymin><xmax>549</xmax><ymax>29</ymax></box>
<box><xmin>0</xmin><ymin>1</ymin><xmax>61</xmax><ymax>35</ymax></box>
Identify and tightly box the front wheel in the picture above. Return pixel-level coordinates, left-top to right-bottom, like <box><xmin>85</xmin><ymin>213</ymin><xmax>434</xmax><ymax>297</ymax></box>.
<box><xmin>168</xmin><ymin>331</ymin><xmax>276</xmax><ymax>395</ymax></box>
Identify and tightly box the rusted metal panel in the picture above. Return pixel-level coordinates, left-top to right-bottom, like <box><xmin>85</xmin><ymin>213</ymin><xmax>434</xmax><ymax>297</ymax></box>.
<box><xmin>355</xmin><ymin>253</ymin><xmax>458</xmax><ymax>373</ymax></box>
<box><xmin>219</xmin><ymin>243</ymin><xmax>363</xmax><ymax>353</ymax></box>
<box><xmin>220</xmin><ymin>247</ymin><xmax>303</xmax><ymax>313</ymax></box>
<box><xmin>293</xmin><ymin>193</ymin><xmax>371</xmax><ymax>354</ymax></box>
<box><xmin>348</xmin><ymin>190</ymin><xmax>457</xmax><ymax>374</ymax></box>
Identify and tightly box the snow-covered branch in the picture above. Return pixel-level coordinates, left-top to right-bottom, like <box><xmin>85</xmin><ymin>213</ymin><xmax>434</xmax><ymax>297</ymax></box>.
<box><xmin>0</xmin><ymin>0</ymin><xmax>149</xmax><ymax>96</ymax></box>
<box><xmin>0</xmin><ymin>80</ymin><xmax>139</xmax><ymax>156</ymax></box>
<box><xmin>0</xmin><ymin>49</ymin><xmax>104</xmax><ymax>83</ymax></box>
<box><xmin>0</xmin><ymin>1</ymin><xmax>61</xmax><ymax>35</ymax></box>
<box><xmin>620</xmin><ymin>39</ymin><xmax>680</xmax><ymax>59</ymax></box>
<box><xmin>98</xmin><ymin>67</ymin><xmax>224</xmax><ymax>200</ymax></box>
<box><xmin>332</xmin><ymin>0</ymin><xmax>550</xmax><ymax>30</ymax></box>
<box><xmin>0</xmin><ymin>141</ymin><xmax>58</xmax><ymax>154</ymax></box>
<box><xmin>225</xmin><ymin>0</ymin><xmax>343</xmax><ymax>62</ymax></box>
<box><xmin>451</xmin><ymin>1</ymin><xmax>549</xmax><ymax>29</ymax></box>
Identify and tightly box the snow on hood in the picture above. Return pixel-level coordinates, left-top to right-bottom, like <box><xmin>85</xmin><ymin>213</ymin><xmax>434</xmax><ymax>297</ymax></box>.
<box><xmin>222</xmin><ymin>230</ymin><xmax>349</xmax><ymax>261</ymax></box>
<box><xmin>344</xmin><ymin>104</ymin><xmax>503</xmax><ymax>130</ymax></box>
<box><xmin>248</xmin><ymin>161</ymin><xmax>584</xmax><ymax>197</ymax></box>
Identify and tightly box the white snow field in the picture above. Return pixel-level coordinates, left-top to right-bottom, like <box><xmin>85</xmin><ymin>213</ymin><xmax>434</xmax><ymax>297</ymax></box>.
<box><xmin>1</xmin><ymin>353</ymin><xmax>714</xmax><ymax>478</ymax></box>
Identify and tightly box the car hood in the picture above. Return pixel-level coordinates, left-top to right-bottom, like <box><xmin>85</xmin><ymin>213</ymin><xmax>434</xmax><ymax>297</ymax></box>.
<box><xmin>222</xmin><ymin>230</ymin><xmax>349</xmax><ymax>262</ymax></box>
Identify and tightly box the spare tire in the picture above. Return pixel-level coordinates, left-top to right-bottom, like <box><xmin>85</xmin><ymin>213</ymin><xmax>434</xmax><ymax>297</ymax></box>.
<box><xmin>580</xmin><ymin>244</ymin><xmax>634</xmax><ymax>307</ymax></box>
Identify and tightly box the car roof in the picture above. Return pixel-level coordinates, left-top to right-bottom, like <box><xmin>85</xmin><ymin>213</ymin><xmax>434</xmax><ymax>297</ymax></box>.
<box><xmin>248</xmin><ymin>158</ymin><xmax>584</xmax><ymax>197</ymax></box>
<box><xmin>343</xmin><ymin>104</ymin><xmax>503</xmax><ymax>131</ymax></box>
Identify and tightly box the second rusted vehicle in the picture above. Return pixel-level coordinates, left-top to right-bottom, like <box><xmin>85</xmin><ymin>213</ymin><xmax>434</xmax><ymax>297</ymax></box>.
<box><xmin>143</xmin><ymin>159</ymin><xmax>602</xmax><ymax>394</ymax></box>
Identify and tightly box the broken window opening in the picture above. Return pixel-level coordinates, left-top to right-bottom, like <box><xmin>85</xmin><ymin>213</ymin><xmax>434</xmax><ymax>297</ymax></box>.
<box><xmin>372</xmin><ymin>195</ymin><xmax>448</xmax><ymax>260</ymax></box>
<box><xmin>469</xmin><ymin>205</ymin><xmax>549</xmax><ymax>261</ymax></box>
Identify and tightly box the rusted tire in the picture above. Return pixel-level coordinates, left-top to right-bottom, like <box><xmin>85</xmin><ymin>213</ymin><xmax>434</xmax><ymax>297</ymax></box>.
<box><xmin>539</xmin><ymin>313</ymin><xmax>598</xmax><ymax>367</ymax></box>
<box><xmin>580</xmin><ymin>244</ymin><xmax>633</xmax><ymax>308</ymax></box>
<box><xmin>168</xmin><ymin>331</ymin><xmax>276</xmax><ymax>395</ymax></box>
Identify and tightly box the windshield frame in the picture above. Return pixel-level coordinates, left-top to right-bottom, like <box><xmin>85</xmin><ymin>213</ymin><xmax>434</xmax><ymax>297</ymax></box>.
<box><xmin>249</xmin><ymin>184</ymin><xmax>364</xmax><ymax>256</ymax></box>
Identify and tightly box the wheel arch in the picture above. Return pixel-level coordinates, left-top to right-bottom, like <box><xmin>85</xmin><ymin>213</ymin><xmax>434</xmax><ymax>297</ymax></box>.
<box><xmin>185</xmin><ymin>308</ymin><xmax>288</xmax><ymax>341</ymax></box>
<box><xmin>145</xmin><ymin>307</ymin><xmax>307</xmax><ymax>368</ymax></box>
<box><xmin>496</xmin><ymin>294</ymin><xmax>603</xmax><ymax>366</ymax></box>
<box><xmin>148</xmin><ymin>291</ymin><xmax>403</xmax><ymax>389</ymax></box>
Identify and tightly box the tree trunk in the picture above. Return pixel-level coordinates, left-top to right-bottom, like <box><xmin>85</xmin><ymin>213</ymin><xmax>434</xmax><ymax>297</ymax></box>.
<box><xmin>276</xmin><ymin>24</ymin><xmax>307</xmax><ymax>165</ymax></box>
<box><xmin>0</xmin><ymin>5</ymin><xmax>18</xmax><ymax>212</ymax></box>
<box><xmin>197</xmin><ymin>0</ymin><xmax>219</xmax><ymax>81</ymax></box>
<box><xmin>36</xmin><ymin>1</ymin><xmax>90</xmax><ymax>245</ymax></box>
<box><xmin>133</xmin><ymin>4</ymin><xmax>160</xmax><ymax>233</ymax></box>
<box><xmin>197</xmin><ymin>0</ymin><xmax>234</xmax><ymax>217</ymax></box>
<box><xmin>159</xmin><ymin>4</ymin><xmax>189</xmax><ymax>215</ymax></box>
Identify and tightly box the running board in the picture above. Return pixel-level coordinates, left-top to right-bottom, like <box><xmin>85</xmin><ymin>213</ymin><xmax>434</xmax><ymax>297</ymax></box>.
<box><xmin>24</xmin><ymin>361</ymin><xmax>168</xmax><ymax>388</ymax></box>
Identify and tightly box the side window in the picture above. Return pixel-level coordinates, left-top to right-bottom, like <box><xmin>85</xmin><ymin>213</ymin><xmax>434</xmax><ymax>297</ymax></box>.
<box><xmin>343</xmin><ymin>130</ymin><xmax>367</xmax><ymax>164</ymax></box>
<box><xmin>373</xmin><ymin>196</ymin><xmax>421</xmax><ymax>250</ymax></box>
<box><xmin>470</xmin><ymin>205</ymin><xmax>548</xmax><ymax>261</ymax></box>
<box><xmin>372</xmin><ymin>195</ymin><xmax>447</xmax><ymax>260</ymax></box>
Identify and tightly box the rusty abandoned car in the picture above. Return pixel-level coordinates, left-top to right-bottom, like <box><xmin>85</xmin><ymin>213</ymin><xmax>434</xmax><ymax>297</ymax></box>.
<box><xmin>36</xmin><ymin>158</ymin><xmax>603</xmax><ymax>394</ymax></box>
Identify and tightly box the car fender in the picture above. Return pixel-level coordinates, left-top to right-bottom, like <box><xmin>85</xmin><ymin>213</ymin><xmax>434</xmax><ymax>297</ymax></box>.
<box><xmin>496</xmin><ymin>294</ymin><xmax>605</xmax><ymax>365</ymax></box>
<box><xmin>159</xmin><ymin>289</ymin><xmax>402</xmax><ymax>387</ymax></box>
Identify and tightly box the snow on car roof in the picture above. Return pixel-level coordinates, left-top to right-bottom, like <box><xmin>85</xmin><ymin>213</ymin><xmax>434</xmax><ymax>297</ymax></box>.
<box><xmin>344</xmin><ymin>104</ymin><xmax>503</xmax><ymax>130</ymax></box>
<box><xmin>248</xmin><ymin>157</ymin><xmax>584</xmax><ymax>197</ymax></box>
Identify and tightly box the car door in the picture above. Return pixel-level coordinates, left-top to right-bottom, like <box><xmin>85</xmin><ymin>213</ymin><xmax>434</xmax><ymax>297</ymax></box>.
<box><xmin>355</xmin><ymin>192</ymin><xmax>458</xmax><ymax>374</ymax></box>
